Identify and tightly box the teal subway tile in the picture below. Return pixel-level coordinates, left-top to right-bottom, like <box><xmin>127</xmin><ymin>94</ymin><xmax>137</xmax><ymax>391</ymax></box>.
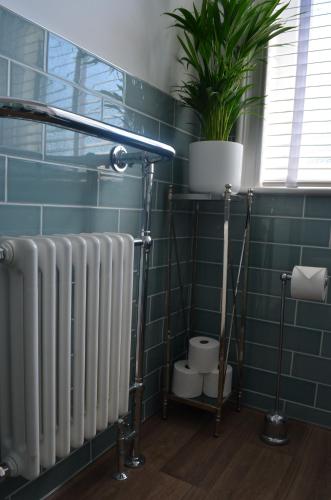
<box><xmin>243</xmin><ymin>367</ymin><xmax>315</xmax><ymax>405</ymax></box>
<box><xmin>149</xmin><ymin>292</ymin><xmax>166</xmax><ymax>322</ymax></box>
<box><xmin>286</xmin><ymin>402</ymin><xmax>331</xmax><ymax>428</ymax></box>
<box><xmin>252</xmin><ymin>194</ymin><xmax>304</xmax><ymax>217</ymax></box>
<box><xmin>156</xmin><ymin>181</ymin><xmax>170</xmax><ymax>211</ymax></box>
<box><xmin>151</xmin><ymin>211</ymin><xmax>168</xmax><ymax>238</ymax></box>
<box><xmin>302</xmin><ymin>247</ymin><xmax>331</xmax><ymax>275</ymax></box>
<box><xmin>316</xmin><ymin>384</ymin><xmax>331</xmax><ymax>412</ymax></box>
<box><xmin>281</xmin><ymin>375</ymin><xmax>316</xmax><ymax>406</ymax></box>
<box><xmin>11</xmin><ymin>63</ymin><xmax>102</xmax><ymax>119</ymax></box>
<box><xmin>145</xmin><ymin>319</ymin><xmax>164</xmax><ymax>349</ymax></box>
<box><xmin>246</xmin><ymin>319</ymin><xmax>322</xmax><ymax>355</ymax></box>
<box><xmin>244</xmin><ymin>343</ymin><xmax>291</xmax><ymax>374</ymax></box>
<box><xmin>198</xmin><ymin>213</ymin><xmax>224</xmax><ymax>239</ymax></box>
<box><xmin>0</xmin><ymin>204</ymin><xmax>40</xmax><ymax>235</ymax></box>
<box><xmin>305</xmin><ymin>196</ymin><xmax>331</xmax><ymax>219</ymax></box>
<box><xmin>251</xmin><ymin>216</ymin><xmax>331</xmax><ymax>247</ymax></box>
<box><xmin>247</xmin><ymin>293</ymin><xmax>295</xmax><ymax>323</ymax></box>
<box><xmin>43</xmin><ymin>206</ymin><xmax>118</xmax><ymax>234</ymax></box>
<box><xmin>297</xmin><ymin>302</ymin><xmax>331</xmax><ymax>331</ymax></box>
<box><xmin>196</xmin><ymin>261</ymin><xmax>222</xmax><ymax>287</ymax></box>
<box><xmin>292</xmin><ymin>353</ymin><xmax>331</xmax><ymax>385</ymax></box>
<box><xmin>160</xmin><ymin>124</ymin><xmax>193</xmax><ymax>159</ymax></box>
<box><xmin>242</xmin><ymin>390</ymin><xmax>277</xmax><ymax>412</ymax></box>
<box><xmin>248</xmin><ymin>242</ymin><xmax>301</xmax><ymax>271</ymax></box>
<box><xmin>243</xmin><ymin>366</ymin><xmax>276</xmax><ymax>396</ymax></box>
<box><xmin>152</xmin><ymin>237</ymin><xmax>191</xmax><ymax>267</ymax></box>
<box><xmin>103</xmin><ymin>101</ymin><xmax>159</xmax><ymax>140</ymax></box>
<box><xmin>173</xmin><ymin>158</ymin><xmax>189</xmax><ymax>186</ymax></box>
<box><xmin>144</xmin><ymin>369</ymin><xmax>161</xmax><ymax>399</ymax></box>
<box><xmin>174</xmin><ymin>101</ymin><xmax>200</xmax><ymax>136</ymax></box>
<box><xmin>91</xmin><ymin>425</ymin><xmax>117</xmax><ymax>459</ymax></box>
<box><xmin>0</xmin><ymin>119</ymin><xmax>42</xmax><ymax>158</ymax></box>
<box><xmin>144</xmin><ymin>393</ymin><xmax>162</xmax><ymax>420</ymax></box>
<box><xmin>248</xmin><ymin>268</ymin><xmax>290</xmax><ymax>297</ymax></box>
<box><xmin>194</xmin><ymin>285</ymin><xmax>220</xmax><ymax>312</ymax></box>
<box><xmin>99</xmin><ymin>174</ymin><xmax>142</xmax><ymax>209</ymax></box>
<box><xmin>0</xmin><ymin>56</ymin><xmax>8</xmax><ymax>95</ymax></box>
<box><xmin>151</xmin><ymin>239</ymin><xmax>168</xmax><ymax>268</ymax></box>
<box><xmin>125</xmin><ymin>76</ymin><xmax>174</xmax><ymax>124</ymax></box>
<box><xmin>194</xmin><ymin>308</ymin><xmax>220</xmax><ymax>335</ymax></box>
<box><xmin>146</xmin><ymin>344</ymin><xmax>164</xmax><ymax>374</ymax></box>
<box><xmin>148</xmin><ymin>266</ymin><xmax>167</xmax><ymax>295</ymax></box>
<box><xmin>197</xmin><ymin>238</ymin><xmax>222</xmax><ymax>263</ymax></box>
<box><xmin>172</xmin><ymin>332</ymin><xmax>187</xmax><ymax>358</ymax></box>
<box><xmin>119</xmin><ymin>209</ymin><xmax>142</xmax><ymax>237</ymax></box>
<box><xmin>154</xmin><ymin>159</ymin><xmax>172</xmax><ymax>183</ymax></box>
<box><xmin>322</xmin><ymin>332</ymin><xmax>331</xmax><ymax>357</ymax></box>
<box><xmin>171</xmin><ymin>309</ymin><xmax>188</xmax><ymax>336</ymax></box>
<box><xmin>8</xmin><ymin>158</ymin><xmax>97</xmax><ymax>205</ymax></box>
<box><xmin>0</xmin><ymin>156</ymin><xmax>5</xmax><ymax>201</ymax></box>
<box><xmin>47</xmin><ymin>33</ymin><xmax>124</xmax><ymax>101</ymax></box>
<box><xmin>11</xmin><ymin>443</ymin><xmax>91</xmax><ymax>500</ymax></box>
<box><xmin>0</xmin><ymin>7</ymin><xmax>44</xmax><ymax>68</ymax></box>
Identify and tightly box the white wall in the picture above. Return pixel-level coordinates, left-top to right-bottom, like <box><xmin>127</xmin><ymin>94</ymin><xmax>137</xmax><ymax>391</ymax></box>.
<box><xmin>0</xmin><ymin>0</ymin><xmax>196</xmax><ymax>94</ymax></box>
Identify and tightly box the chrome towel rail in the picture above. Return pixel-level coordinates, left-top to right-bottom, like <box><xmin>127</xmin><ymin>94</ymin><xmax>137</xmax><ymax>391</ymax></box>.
<box><xmin>0</xmin><ymin>97</ymin><xmax>176</xmax><ymax>169</ymax></box>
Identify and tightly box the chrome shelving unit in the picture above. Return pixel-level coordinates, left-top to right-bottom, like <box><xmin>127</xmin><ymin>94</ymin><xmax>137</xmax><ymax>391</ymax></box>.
<box><xmin>162</xmin><ymin>185</ymin><xmax>254</xmax><ymax>436</ymax></box>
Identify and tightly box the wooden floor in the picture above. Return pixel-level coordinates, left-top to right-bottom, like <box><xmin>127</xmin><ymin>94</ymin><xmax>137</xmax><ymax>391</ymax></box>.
<box><xmin>50</xmin><ymin>405</ymin><xmax>331</xmax><ymax>500</ymax></box>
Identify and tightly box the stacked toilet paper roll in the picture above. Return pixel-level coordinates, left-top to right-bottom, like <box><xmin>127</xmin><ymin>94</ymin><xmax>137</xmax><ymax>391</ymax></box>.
<box><xmin>172</xmin><ymin>360</ymin><xmax>203</xmax><ymax>398</ymax></box>
<box><xmin>172</xmin><ymin>336</ymin><xmax>223</xmax><ymax>399</ymax></box>
<box><xmin>188</xmin><ymin>336</ymin><xmax>219</xmax><ymax>373</ymax></box>
<box><xmin>290</xmin><ymin>266</ymin><xmax>328</xmax><ymax>301</ymax></box>
<box><xmin>203</xmin><ymin>364</ymin><xmax>233</xmax><ymax>399</ymax></box>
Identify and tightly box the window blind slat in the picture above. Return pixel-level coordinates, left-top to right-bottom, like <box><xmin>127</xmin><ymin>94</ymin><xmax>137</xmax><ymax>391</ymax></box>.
<box><xmin>261</xmin><ymin>0</ymin><xmax>331</xmax><ymax>186</ymax></box>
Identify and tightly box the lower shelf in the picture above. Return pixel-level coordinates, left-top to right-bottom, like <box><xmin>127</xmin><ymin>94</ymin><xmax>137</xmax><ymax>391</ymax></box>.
<box><xmin>167</xmin><ymin>392</ymin><xmax>232</xmax><ymax>413</ymax></box>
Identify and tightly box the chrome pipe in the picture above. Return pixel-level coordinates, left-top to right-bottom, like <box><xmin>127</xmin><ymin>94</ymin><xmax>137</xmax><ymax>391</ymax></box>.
<box><xmin>0</xmin><ymin>98</ymin><xmax>175</xmax><ymax>161</ymax></box>
<box><xmin>162</xmin><ymin>185</ymin><xmax>174</xmax><ymax>420</ymax></box>
<box><xmin>125</xmin><ymin>161</ymin><xmax>154</xmax><ymax>468</ymax></box>
<box><xmin>215</xmin><ymin>184</ymin><xmax>232</xmax><ymax>437</ymax></box>
<box><xmin>237</xmin><ymin>188</ymin><xmax>254</xmax><ymax>411</ymax></box>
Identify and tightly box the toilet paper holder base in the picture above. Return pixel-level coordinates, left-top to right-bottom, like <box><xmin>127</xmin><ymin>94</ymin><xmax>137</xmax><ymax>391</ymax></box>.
<box><xmin>261</xmin><ymin>272</ymin><xmax>291</xmax><ymax>446</ymax></box>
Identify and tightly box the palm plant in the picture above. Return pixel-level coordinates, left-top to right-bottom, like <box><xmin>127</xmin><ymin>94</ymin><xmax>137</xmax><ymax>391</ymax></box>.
<box><xmin>166</xmin><ymin>0</ymin><xmax>293</xmax><ymax>141</ymax></box>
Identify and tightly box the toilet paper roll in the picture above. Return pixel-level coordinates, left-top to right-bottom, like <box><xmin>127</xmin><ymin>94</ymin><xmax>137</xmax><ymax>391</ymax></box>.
<box><xmin>291</xmin><ymin>266</ymin><xmax>328</xmax><ymax>302</ymax></box>
<box><xmin>172</xmin><ymin>360</ymin><xmax>203</xmax><ymax>398</ymax></box>
<box><xmin>188</xmin><ymin>336</ymin><xmax>219</xmax><ymax>373</ymax></box>
<box><xmin>203</xmin><ymin>364</ymin><xmax>233</xmax><ymax>399</ymax></box>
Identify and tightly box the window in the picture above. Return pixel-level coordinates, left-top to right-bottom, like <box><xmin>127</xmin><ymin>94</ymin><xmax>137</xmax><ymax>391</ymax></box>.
<box><xmin>260</xmin><ymin>0</ymin><xmax>331</xmax><ymax>187</ymax></box>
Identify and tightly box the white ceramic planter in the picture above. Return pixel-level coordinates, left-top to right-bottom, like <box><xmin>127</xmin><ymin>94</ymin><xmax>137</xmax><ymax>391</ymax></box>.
<box><xmin>189</xmin><ymin>140</ymin><xmax>243</xmax><ymax>194</ymax></box>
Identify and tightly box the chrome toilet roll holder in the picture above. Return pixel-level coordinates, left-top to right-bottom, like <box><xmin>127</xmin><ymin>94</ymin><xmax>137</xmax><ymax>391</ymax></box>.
<box><xmin>261</xmin><ymin>272</ymin><xmax>292</xmax><ymax>446</ymax></box>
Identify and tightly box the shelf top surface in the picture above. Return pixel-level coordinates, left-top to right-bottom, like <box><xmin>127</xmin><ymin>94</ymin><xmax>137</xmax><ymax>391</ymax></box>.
<box><xmin>171</xmin><ymin>192</ymin><xmax>246</xmax><ymax>201</ymax></box>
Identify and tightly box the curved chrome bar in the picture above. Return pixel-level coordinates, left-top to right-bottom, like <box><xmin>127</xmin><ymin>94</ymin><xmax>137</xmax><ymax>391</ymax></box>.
<box><xmin>0</xmin><ymin>97</ymin><xmax>176</xmax><ymax>160</ymax></box>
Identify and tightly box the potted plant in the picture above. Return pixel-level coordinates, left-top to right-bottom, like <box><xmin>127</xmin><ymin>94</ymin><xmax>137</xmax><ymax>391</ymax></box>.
<box><xmin>166</xmin><ymin>0</ymin><xmax>292</xmax><ymax>193</ymax></box>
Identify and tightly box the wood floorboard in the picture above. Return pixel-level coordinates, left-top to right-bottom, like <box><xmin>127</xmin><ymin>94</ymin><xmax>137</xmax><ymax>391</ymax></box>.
<box><xmin>50</xmin><ymin>406</ymin><xmax>331</xmax><ymax>500</ymax></box>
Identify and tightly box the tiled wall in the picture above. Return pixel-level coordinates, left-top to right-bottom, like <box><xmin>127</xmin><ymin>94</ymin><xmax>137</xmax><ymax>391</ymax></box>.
<box><xmin>195</xmin><ymin>194</ymin><xmax>331</xmax><ymax>429</ymax></box>
<box><xmin>0</xmin><ymin>5</ymin><xmax>196</xmax><ymax>499</ymax></box>
<box><xmin>0</xmin><ymin>3</ymin><xmax>330</xmax><ymax>499</ymax></box>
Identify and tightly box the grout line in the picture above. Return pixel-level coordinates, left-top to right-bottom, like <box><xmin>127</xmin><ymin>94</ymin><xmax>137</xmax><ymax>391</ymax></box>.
<box><xmin>319</xmin><ymin>331</ymin><xmax>324</xmax><ymax>355</ymax></box>
<box><xmin>313</xmin><ymin>383</ymin><xmax>318</xmax><ymax>407</ymax></box>
<box><xmin>289</xmin><ymin>351</ymin><xmax>294</xmax><ymax>375</ymax></box>
<box><xmin>6</xmin><ymin>59</ymin><xmax>10</xmax><ymax>96</ymax></box>
<box><xmin>302</xmin><ymin>195</ymin><xmax>306</xmax><ymax>218</ymax></box>
<box><xmin>4</xmin><ymin>156</ymin><xmax>8</xmax><ymax>202</ymax></box>
<box><xmin>40</xmin><ymin>206</ymin><xmax>43</xmax><ymax>234</ymax></box>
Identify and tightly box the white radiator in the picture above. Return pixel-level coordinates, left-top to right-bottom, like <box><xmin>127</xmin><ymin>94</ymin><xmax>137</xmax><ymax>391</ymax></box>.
<box><xmin>0</xmin><ymin>232</ymin><xmax>134</xmax><ymax>480</ymax></box>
